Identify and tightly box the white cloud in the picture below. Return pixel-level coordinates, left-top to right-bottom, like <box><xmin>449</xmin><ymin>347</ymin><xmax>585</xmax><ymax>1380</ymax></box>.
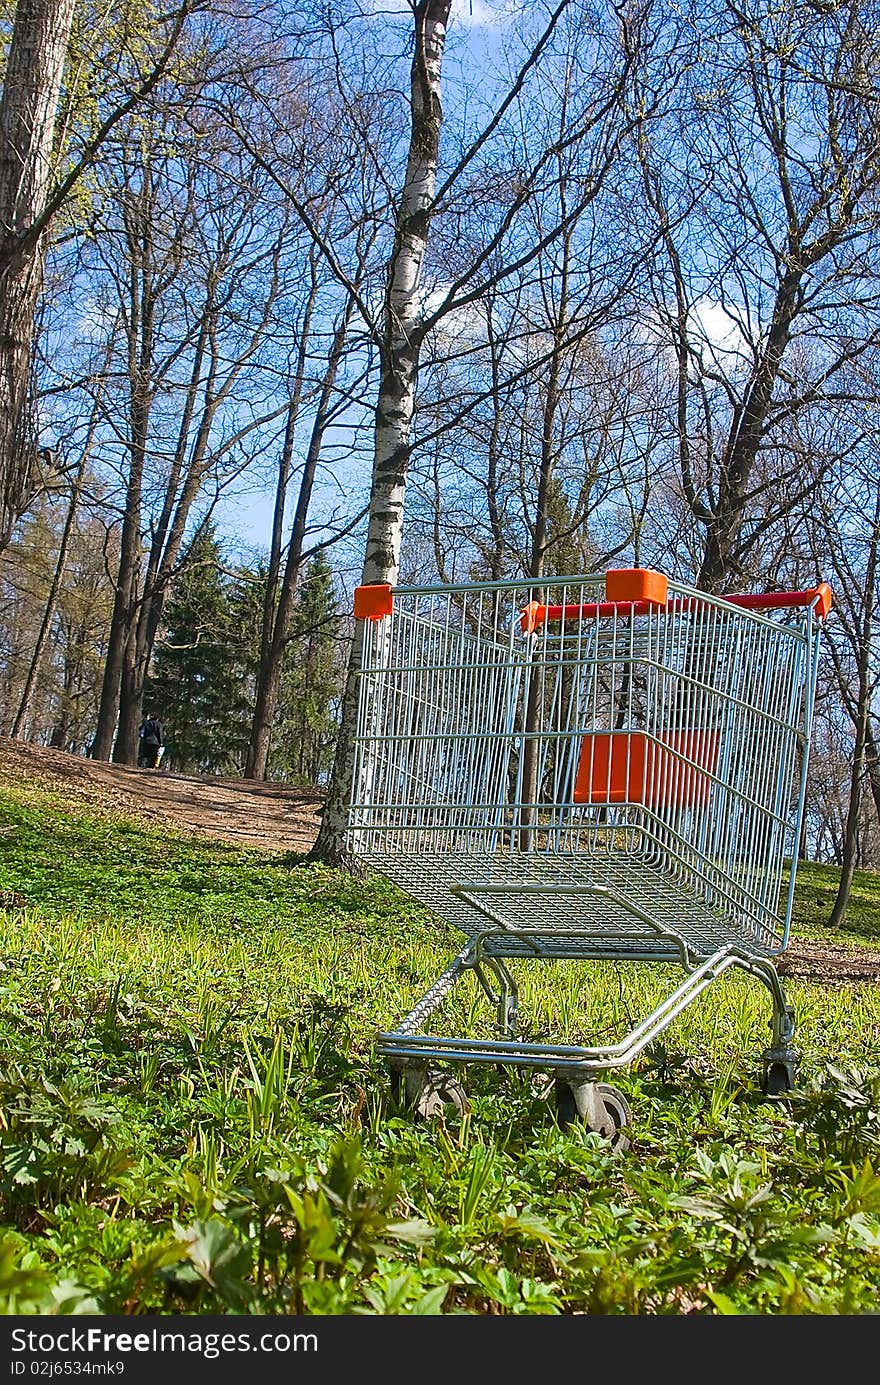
<box><xmin>633</xmin><ymin>295</ymin><xmax>752</xmax><ymax>385</ymax></box>
<box><xmin>689</xmin><ymin>298</ymin><xmax>750</xmax><ymax>370</ymax></box>
<box><xmin>451</xmin><ymin>0</ymin><xmax>511</xmax><ymax>26</ymax></box>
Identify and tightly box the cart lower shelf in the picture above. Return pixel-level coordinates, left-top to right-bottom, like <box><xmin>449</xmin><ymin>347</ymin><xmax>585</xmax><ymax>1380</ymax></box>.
<box><xmin>363</xmin><ymin>850</ymin><xmax>799</xmax><ymax>1144</ymax></box>
<box><xmin>359</xmin><ymin>849</ymin><xmax>783</xmax><ymax>961</ymax></box>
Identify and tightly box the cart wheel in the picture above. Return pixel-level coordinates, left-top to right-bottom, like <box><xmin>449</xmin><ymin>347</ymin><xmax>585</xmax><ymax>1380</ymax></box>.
<box><xmin>388</xmin><ymin>1066</ymin><xmax>404</xmax><ymax>1109</ymax></box>
<box><xmin>554</xmin><ymin>1079</ymin><xmax>632</xmax><ymax>1151</ymax></box>
<box><xmin>393</xmin><ymin>1066</ymin><xmax>469</xmax><ymax>1121</ymax></box>
<box><xmin>762</xmin><ymin>1060</ymin><xmax>792</xmax><ymax>1096</ymax></box>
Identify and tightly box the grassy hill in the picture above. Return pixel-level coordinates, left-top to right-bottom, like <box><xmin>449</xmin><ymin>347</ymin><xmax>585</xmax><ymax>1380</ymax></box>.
<box><xmin>1</xmin><ymin>763</ymin><xmax>879</xmax><ymax>1314</ymax></box>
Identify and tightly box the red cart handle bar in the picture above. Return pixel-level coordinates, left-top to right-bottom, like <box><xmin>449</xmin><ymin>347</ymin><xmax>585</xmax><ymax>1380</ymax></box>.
<box><xmin>521</xmin><ymin>583</ymin><xmax>833</xmax><ymax>633</ymax></box>
<box><xmin>352</xmin><ymin>572</ymin><xmax>833</xmax><ymax>627</ymax></box>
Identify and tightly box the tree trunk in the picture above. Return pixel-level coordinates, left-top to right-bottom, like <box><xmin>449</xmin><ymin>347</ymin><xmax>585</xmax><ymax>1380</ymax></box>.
<box><xmin>93</xmin><ymin>385</ymin><xmax>148</xmax><ymax>761</ymax></box>
<box><xmin>245</xmin><ymin>401</ymin><xmax>299</xmax><ymax>782</ymax></box>
<box><xmin>696</xmin><ymin>270</ymin><xmax>802</xmax><ymax>592</ymax></box>
<box><xmin>520</xmin><ymin>197</ymin><xmax>570</xmax><ymax>848</ymax></box>
<box><xmin>92</xmin><ymin>487</ymin><xmax>143</xmax><ymax>761</ymax></box>
<box><xmin>0</xmin><ymin>0</ymin><xmax>76</xmax><ymax>552</ymax></box>
<box><xmin>309</xmin><ymin>0</ymin><xmax>451</xmax><ymax>865</ymax></box>
<box><xmin>243</xmin><ymin>250</ymin><xmax>317</xmax><ymax>781</ymax></box>
<box><xmin>827</xmin><ymin>669</ymin><xmax>870</xmax><ymax>928</ymax></box>
<box><xmin>246</xmin><ymin>290</ymin><xmax>355</xmax><ymax>780</ymax></box>
<box><xmin>863</xmin><ymin>721</ymin><xmax>880</xmax><ymax>827</ymax></box>
<box><xmin>11</xmin><ymin>453</ymin><xmax>85</xmax><ymax>738</ymax></box>
<box><xmin>827</xmin><ymin>520</ymin><xmax>878</xmax><ymax>926</ymax></box>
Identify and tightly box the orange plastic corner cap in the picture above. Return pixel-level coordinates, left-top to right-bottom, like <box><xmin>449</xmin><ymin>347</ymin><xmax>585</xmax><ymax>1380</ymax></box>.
<box><xmin>812</xmin><ymin>581</ymin><xmax>833</xmax><ymax>620</ymax></box>
<box><xmin>520</xmin><ymin>600</ymin><xmax>544</xmax><ymax>634</ymax></box>
<box><xmin>605</xmin><ymin>567</ymin><xmax>669</xmax><ymax>607</ymax></box>
<box><xmin>353</xmin><ymin>583</ymin><xmax>394</xmax><ymax>620</ymax></box>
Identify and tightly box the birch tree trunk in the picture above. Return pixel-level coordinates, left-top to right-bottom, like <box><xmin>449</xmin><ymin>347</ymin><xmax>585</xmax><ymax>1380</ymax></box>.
<box><xmin>310</xmin><ymin>0</ymin><xmax>451</xmax><ymax>865</ymax></box>
<box><xmin>0</xmin><ymin>0</ymin><xmax>76</xmax><ymax>552</ymax></box>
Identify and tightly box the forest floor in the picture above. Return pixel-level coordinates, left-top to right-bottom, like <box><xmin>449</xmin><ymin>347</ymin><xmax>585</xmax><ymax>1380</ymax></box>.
<box><xmin>1</xmin><ymin>735</ymin><xmax>879</xmax><ymax>987</ymax></box>
<box><xmin>0</xmin><ymin>735</ymin><xmax>323</xmax><ymax>855</ymax></box>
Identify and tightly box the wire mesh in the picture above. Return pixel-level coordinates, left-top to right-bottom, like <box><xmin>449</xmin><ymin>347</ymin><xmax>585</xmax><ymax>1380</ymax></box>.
<box><xmin>347</xmin><ymin>575</ymin><xmax>820</xmax><ymax>960</ymax></box>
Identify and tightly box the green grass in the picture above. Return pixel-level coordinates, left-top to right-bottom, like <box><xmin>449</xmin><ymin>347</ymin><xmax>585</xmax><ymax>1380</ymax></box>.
<box><xmin>785</xmin><ymin>859</ymin><xmax>880</xmax><ymax>944</ymax></box>
<box><xmin>1</xmin><ymin>773</ymin><xmax>880</xmax><ymax>1315</ymax></box>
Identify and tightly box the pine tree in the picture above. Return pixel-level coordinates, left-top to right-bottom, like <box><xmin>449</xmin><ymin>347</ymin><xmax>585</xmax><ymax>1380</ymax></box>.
<box><xmin>146</xmin><ymin>523</ymin><xmax>241</xmax><ymax>773</ymax></box>
<box><xmin>269</xmin><ymin>554</ymin><xmax>341</xmax><ymax>786</ymax></box>
<box><xmin>222</xmin><ymin>565</ymin><xmax>266</xmax><ymax>773</ymax></box>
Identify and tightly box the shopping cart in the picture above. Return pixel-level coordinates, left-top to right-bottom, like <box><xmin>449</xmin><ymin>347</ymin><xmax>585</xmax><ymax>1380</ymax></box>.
<box><xmin>347</xmin><ymin>568</ymin><xmax>832</xmax><ymax>1145</ymax></box>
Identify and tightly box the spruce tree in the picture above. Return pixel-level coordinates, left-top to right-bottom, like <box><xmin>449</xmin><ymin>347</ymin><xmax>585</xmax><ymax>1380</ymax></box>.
<box><xmin>146</xmin><ymin>523</ymin><xmax>240</xmax><ymax>773</ymax></box>
<box><xmin>270</xmin><ymin>554</ymin><xmax>341</xmax><ymax>786</ymax></box>
<box><xmin>222</xmin><ymin>564</ymin><xmax>266</xmax><ymax>773</ymax></box>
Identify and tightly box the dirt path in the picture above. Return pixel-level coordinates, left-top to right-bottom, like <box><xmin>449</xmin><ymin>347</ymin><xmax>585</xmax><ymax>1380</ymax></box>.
<box><xmin>1</xmin><ymin>736</ymin><xmax>878</xmax><ymax>984</ymax></box>
<box><xmin>0</xmin><ymin>736</ymin><xmax>323</xmax><ymax>854</ymax></box>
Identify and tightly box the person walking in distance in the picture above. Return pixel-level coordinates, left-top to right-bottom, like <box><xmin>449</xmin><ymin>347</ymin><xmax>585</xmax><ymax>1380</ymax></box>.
<box><xmin>138</xmin><ymin>712</ymin><xmax>163</xmax><ymax>769</ymax></box>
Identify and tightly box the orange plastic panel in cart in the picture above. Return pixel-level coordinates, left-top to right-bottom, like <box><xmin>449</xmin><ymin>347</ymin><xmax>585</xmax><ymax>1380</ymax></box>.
<box><xmin>573</xmin><ymin>730</ymin><xmax>719</xmax><ymax>807</ymax></box>
<box><xmin>605</xmin><ymin>568</ymin><xmax>669</xmax><ymax>607</ymax></box>
<box><xmin>353</xmin><ymin>583</ymin><xmax>394</xmax><ymax>620</ymax></box>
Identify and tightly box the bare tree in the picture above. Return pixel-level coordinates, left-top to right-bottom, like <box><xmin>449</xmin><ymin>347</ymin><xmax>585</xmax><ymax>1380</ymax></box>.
<box><xmin>244</xmin><ymin>282</ymin><xmax>371</xmax><ymax>781</ymax></box>
<box><xmin>84</xmin><ymin>112</ymin><xmax>298</xmax><ymax>762</ymax></box>
<box><xmin>0</xmin><ymin>0</ymin><xmax>77</xmax><ymax>552</ymax></box>
<box><xmin>811</xmin><ymin>428</ymin><xmax>880</xmax><ymax>924</ymax></box>
<box><xmin>10</xmin><ymin>421</ymin><xmax>90</xmax><ymax>738</ymax></box>
<box><xmin>0</xmin><ymin>459</ymin><xmax>114</xmax><ymax>745</ymax></box>
<box><xmin>637</xmin><ymin>0</ymin><xmax>880</xmax><ymax>592</ymax></box>
<box><xmin>0</xmin><ymin>0</ymin><xmax>203</xmax><ymax>555</ymax></box>
<box><xmin>241</xmin><ymin>83</ymin><xmax>383</xmax><ymax>781</ymax></box>
<box><xmin>298</xmin><ymin>0</ymin><xmax>653</xmax><ymax>863</ymax></box>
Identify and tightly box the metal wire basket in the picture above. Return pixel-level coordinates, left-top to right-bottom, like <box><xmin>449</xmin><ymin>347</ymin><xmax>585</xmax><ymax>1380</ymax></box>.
<box><xmin>347</xmin><ymin>568</ymin><xmax>832</xmax><ymax>1142</ymax></box>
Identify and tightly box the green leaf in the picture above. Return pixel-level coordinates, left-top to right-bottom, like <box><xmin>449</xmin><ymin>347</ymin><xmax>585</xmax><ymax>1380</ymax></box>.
<box><xmin>705</xmin><ymin>1290</ymin><xmax>744</xmax><ymax>1315</ymax></box>
<box><xmin>384</xmin><ymin>1218</ymin><xmax>436</xmax><ymax>1246</ymax></box>
<box><xmin>411</xmin><ymin>1284</ymin><xmax>449</xmax><ymax>1314</ymax></box>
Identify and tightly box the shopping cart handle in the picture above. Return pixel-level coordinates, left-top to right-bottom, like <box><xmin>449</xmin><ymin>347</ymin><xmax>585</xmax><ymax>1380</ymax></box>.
<box><xmin>720</xmin><ymin>584</ymin><xmax>833</xmax><ymax>619</ymax></box>
<box><xmin>520</xmin><ymin>581</ymin><xmax>833</xmax><ymax>632</ymax></box>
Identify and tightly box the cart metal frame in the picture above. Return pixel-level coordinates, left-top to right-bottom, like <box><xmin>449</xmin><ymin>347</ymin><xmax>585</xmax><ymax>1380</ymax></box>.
<box><xmin>346</xmin><ymin>568</ymin><xmax>832</xmax><ymax>1139</ymax></box>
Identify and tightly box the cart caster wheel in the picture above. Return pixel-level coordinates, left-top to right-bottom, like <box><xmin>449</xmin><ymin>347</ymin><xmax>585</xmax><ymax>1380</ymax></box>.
<box><xmin>554</xmin><ymin>1079</ymin><xmax>632</xmax><ymax>1151</ymax></box>
<box><xmin>392</xmin><ymin>1066</ymin><xmax>469</xmax><ymax>1120</ymax></box>
<box><xmin>761</xmin><ymin>1047</ymin><xmax>798</xmax><ymax>1096</ymax></box>
<box><xmin>762</xmin><ymin>1060</ymin><xmax>793</xmax><ymax>1096</ymax></box>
